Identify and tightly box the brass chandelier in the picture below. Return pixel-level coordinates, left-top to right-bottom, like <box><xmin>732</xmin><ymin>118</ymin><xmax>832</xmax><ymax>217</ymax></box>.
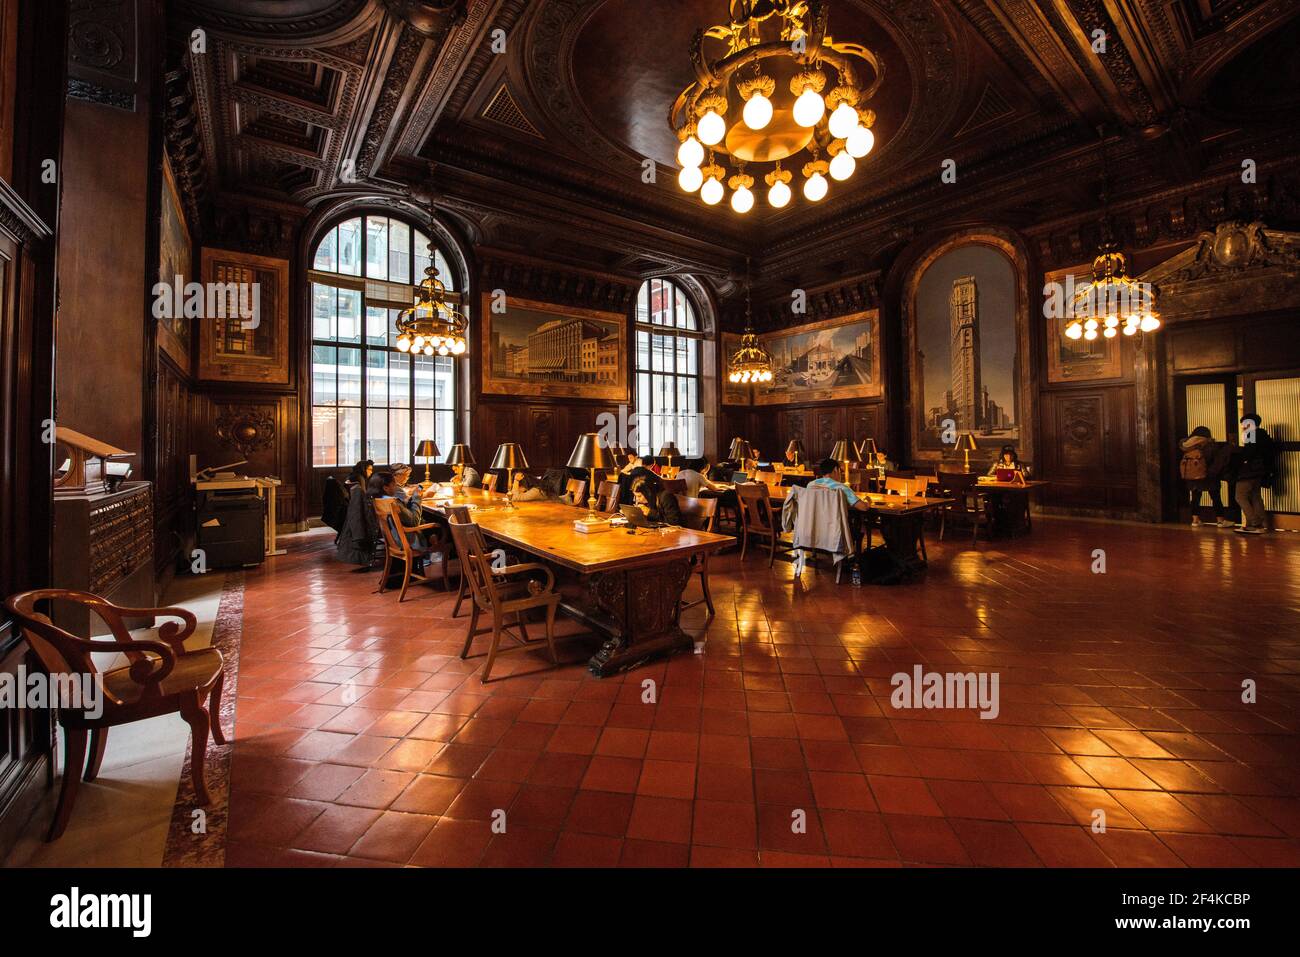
<box><xmin>670</xmin><ymin>0</ymin><xmax>884</xmax><ymax>213</ymax></box>
<box><xmin>729</xmin><ymin>257</ymin><xmax>774</xmax><ymax>383</ymax></box>
<box><xmin>1065</xmin><ymin>126</ymin><xmax>1160</xmax><ymax>342</ymax></box>
<box><xmin>395</xmin><ymin>231</ymin><xmax>467</xmax><ymax>357</ymax></box>
<box><xmin>1065</xmin><ymin>245</ymin><xmax>1160</xmax><ymax>341</ymax></box>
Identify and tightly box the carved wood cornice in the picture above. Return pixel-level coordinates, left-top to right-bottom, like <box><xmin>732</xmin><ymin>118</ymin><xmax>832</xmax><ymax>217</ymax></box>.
<box><xmin>171</xmin><ymin>0</ymin><xmax>374</xmax><ymax>40</ymax></box>
<box><xmin>479</xmin><ymin>250</ymin><xmax>636</xmax><ymax>314</ymax></box>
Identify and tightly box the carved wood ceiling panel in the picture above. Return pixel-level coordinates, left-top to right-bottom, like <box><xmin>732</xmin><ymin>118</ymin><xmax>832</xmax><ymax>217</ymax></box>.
<box><xmin>163</xmin><ymin>0</ymin><xmax>1300</xmax><ymax>298</ymax></box>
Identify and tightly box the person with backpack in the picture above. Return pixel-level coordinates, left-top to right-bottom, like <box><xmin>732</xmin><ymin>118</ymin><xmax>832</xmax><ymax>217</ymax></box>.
<box><xmin>1179</xmin><ymin>426</ymin><xmax>1232</xmax><ymax>527</ymax></box>
<box><xmin>1231</xmin><ymin>414</ymin><xmax>1277</xmax><ymax>535</ymax></box>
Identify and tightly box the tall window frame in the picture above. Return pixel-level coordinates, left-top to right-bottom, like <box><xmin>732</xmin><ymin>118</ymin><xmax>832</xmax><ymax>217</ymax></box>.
<box><xmin>635</xmin><ymin>278</ymin><xmax>704</xmax><ymax>458</ymax></box>
<box><xmin>309</xmin><ymin>213</ymin><xmax>464</xmax><ymax>468</ymax></box>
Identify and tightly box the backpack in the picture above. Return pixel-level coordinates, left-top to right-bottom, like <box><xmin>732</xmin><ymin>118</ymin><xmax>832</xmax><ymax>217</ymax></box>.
<box><xmin>1180</xmin><ymin>447</ymin><xmax>1208</xmax><ymax>481</ymax></box>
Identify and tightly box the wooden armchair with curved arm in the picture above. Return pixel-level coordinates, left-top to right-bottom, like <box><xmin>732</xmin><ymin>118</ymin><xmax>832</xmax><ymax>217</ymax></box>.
<box><xmin>2</xmin><ymin>589</ymin><xmax>227</xmax><ymax>840</ymax></box>
<box><xmin>448</xmin><ymin>519</ymin><xmax>560</xmax><ymax>683</ymax></box>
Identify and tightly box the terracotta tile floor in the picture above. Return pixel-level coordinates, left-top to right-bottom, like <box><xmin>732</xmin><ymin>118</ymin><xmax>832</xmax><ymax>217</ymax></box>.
<box><xmin>222</xmin><ymin>520</ymin><xmax>1300</xmax><ymax>867</ymax></box>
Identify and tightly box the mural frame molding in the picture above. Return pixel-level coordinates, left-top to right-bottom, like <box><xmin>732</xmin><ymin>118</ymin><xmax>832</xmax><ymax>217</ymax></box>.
<box><xmin>901</xmin><ymin>228</ymin><xmax>1035</xmax><ymax>469</ymax></box>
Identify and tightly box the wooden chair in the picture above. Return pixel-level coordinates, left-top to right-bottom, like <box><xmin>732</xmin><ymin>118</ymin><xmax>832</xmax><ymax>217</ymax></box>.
<box><xmin>661</xmin><ymin>465</ymin><xmax>681</xmax><ymax>480</ymax></box>
<box><xmin>735</xmin><ymin>481</ymin><xmax>794</xmax><ymax>567</ymax></box>
<box><xmin>447</xmin><ymin>519</ymin><xmax>560</xmax><ymax>683</ymax></box>
<box><xmin>445</xmin><ymin>504</ymin><xmax>473</xmax><ymax>618</ymax></box>
<box><xmin>595</xmin><ymin>479</ymin><xmax>622</xmax><ymax>515</ymax></box>
<box><xmin>884</xmin><ymin>476</ymin><xmax>920</xmax><ymax>497</ymax></box>
<box><xmin>933</xmin><ymin>471</ymin><xmax>991</xmax><ymax>544</ymax></box>
<box><xmin>482</xmin><ymin>472</ymin><xmax>499</xmax><ymax>493</ymax></box>
<box><xmin>373</xmin><ymin>498</ymin><xmax>444</xmax><ymax>601</ymax></box>
<box><xmin>758</xmin><ymin>471</ymin><xmax>784</xmax><ymax>491</ymax></box>
<box><xmin>675</xmin><ymin>495</ymin><xmax>719</xmax><ymax>617</ymax></box>
<box><xmin>847</xmin><ymin>468</ymin><xmax>874</xmax><ymax>492</ymax></box>
<box><xmin>660</xmin><ymin>477</ymin><xmax>687</xmax><ymax>497</ymax></box>
<box><xmin>884</xmin><ymin>469</ymin><xmax>916</xmax><ymax>481</ymax></box>
<box><xmin>3</xmin><ymin>589</ymin><xmax>228</xmax><ymax>841</ymax></box>
<box><xmin>563</xmin><ymin>478</ymin><xmax>588</xmax><ymax>507</ymax></box>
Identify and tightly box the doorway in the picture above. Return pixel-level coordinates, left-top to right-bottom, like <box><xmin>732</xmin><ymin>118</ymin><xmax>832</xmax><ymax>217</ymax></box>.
<box><xmin>1176</xmin><ymin>372</ymin><xmax>1299</xmax><ymax>530</ymax></box>
<box><xmin>1246</xmin><ymin>370</ymin><xmax>1300</xmax><ymax>530</ymax></box>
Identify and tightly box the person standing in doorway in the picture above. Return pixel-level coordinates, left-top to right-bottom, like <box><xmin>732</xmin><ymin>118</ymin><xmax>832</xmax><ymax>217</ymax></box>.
<box><xmin>1179</xmin><ymin>426</ymin><xmax>1233</xmax><ymax>527</ymax></box>
<box><xmin>1231</xmin><ymin>414</ymin><xmax>1277</xmax><ymax>535</ymax></box>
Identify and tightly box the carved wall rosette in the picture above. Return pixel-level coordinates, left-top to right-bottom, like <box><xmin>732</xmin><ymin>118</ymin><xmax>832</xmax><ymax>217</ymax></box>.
<box><xmin>215</xmin><ymin>407</ymin><xmax>277</xmax><ymax>457</ymax></box>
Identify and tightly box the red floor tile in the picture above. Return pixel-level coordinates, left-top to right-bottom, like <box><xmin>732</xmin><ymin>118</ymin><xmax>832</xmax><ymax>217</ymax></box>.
<box><xmin>215</xmin><ymin>523</ymin><xmax>1300</xmax><ymax>869</ymax></box>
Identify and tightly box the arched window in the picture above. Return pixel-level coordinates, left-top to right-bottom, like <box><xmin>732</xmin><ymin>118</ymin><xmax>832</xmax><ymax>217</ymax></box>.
<box><xmin>310</xmin><ymin>214</ymin><xmax>462</xmax><ymax>467</ymax></box>
<box><xmin>635</xmin><ymin>278</ymin><xmax>704</xmax><ymax>457</ymax></box>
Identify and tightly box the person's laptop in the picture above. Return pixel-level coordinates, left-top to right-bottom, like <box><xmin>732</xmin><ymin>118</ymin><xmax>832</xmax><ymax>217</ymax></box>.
<box><xmin>730</xmin><ymin>471</ymin><xmax>749</xmax><ymax>484</ymax></box>
<box><xmin>620</xmin><ymin>505</ymin><xmax>665</xmax><ymax>528</ymax></box>
<box><xmin>995</xmin><ymin>467</ymin><xmax>1022</xmax><ymax>484</ymax></box>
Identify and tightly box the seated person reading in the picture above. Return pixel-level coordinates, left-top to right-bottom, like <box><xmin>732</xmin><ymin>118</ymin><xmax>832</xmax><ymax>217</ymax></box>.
<box><xmin>511</xmin><ymin>473</ymin><xmax>549</xmax><ymax>502</ymax></box>
<box><xmin>369</xmin><ymin>471</ymin><xmax>428</xmax><ymax>549</ymax></box>
<box><xmin>675</xmin><ymin>462</ymin><xmax>721</xmax><ymax>498</ymax></box>
<box><xmin>389</xmin><ymin>464</ymin><xmax>423</xmax><ymax>509</ymax></box>
<box><xmin>630</xmin><ymin>474</ymin><xmax>681</xmax><ymax>526</ymax></box>
<box><xmin>809</xmin><ymin>458</ymin><xmax>870</xmax><ymax>512</ymax></box>
<box><xmin>986</xmin><ymin>445</ymin><xmax>1031</xmax><ymax>478</ymax></box>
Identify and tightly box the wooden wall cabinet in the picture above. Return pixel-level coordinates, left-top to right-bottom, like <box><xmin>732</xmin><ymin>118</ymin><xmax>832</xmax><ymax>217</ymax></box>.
<box><xmin>51</xmin><ymin>482</ymin><xmax>155</xmax><ymax>637</ymax></box>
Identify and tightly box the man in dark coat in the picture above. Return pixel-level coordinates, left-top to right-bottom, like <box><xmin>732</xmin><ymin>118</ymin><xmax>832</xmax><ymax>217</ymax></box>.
<box><xmin>1231</xmin><ymin>414</ymin><xmax>1277</xmax><ymax>535</ymax></box>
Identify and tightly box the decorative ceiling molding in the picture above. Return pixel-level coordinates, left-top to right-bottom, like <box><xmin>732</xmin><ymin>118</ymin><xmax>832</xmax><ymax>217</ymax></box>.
<box><xmin>479</xmin><ymin>83</ymin><xmax>543</xmax><ymax>138</ymax></box>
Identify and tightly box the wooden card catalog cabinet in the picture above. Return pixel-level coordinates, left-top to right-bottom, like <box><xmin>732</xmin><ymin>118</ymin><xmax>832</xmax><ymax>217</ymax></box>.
<box><xmin>52</xmin><ymin>483</ymin><xmax>155</xmax><ymax>637</ymax></box>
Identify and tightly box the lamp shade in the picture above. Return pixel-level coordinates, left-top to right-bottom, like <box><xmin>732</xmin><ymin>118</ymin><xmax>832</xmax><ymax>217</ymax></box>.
<box><xmin>785</xmin><ymin>439</ymin><xmax>805</xmax><ymax>460</ymax></box>
<box><xmin>859</xmin><ymin>437</ymin><xmax>879</xmax><ymax>458</ymax></box>
<box><xmin>829</xmin><ymin>439</ymin><xmax>851</xmax><ymax>463</ymax></box>
<box><xmin>415</xmin><ymin>439</ymin><xmax>440</xmax><ymax>459</ymax></box>
<box><xmin>490</xmin><ymin>443</ymin><xmax>529</xmax><ymax>471</ymax></box>
<box><xmin>727</xmin><ymin>438</ymin><xmax>751</xmax><ymax>461</ymax></box>
<box><xmin>657</xmin><ymin>442</ymin><xmax>680</xmax><ymax>460</ymax></box>
<box><xmin>446</xmin><ymin>443</ymin><xmax>475</xmax><ymax>466</ymax></box>
<box><xmin>954</xmin><ymin>432</ymin><xmax>979</xmax><ymax>453</ymax></box>
<box><xmin>566</xmin><ymin>433</ymin><xmax>615</xmax><ymax>471</ymax></box>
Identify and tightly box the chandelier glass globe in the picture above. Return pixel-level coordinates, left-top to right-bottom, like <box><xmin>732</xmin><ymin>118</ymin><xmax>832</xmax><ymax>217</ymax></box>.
<box><xmin>678</xmin><ymin>165</ymin><xmax>704</xmax><ymax>192</ymax></box>
<box><xmin>701</xmin><ymin>175</ymin><xmax>725</xmax><ymax>205</ymax></box>
<box><xmin>829</xmin><ymin>151</ymin><xmax>855</xmax><ymax>181</ymax></box>
<box><xmin>803</xmin><ymin>171</ymin><xmax>828</xmax><ymax>201</ymax></box>
<box><xmin>731</xmin><ymin>185</ymin><xmax>754</xmax><ymax>213</ymax></box>
<box><xmin>697</xmin><ymin>109</ymin><xmax>726</xmax><ymax>146</ymax></box>
<box><xmin>768</xmin><ymin>179</ymin><xmax>791</xmax><ymax>208</ymax></box>
<box><xmin>677</xmin><ymin>135</ymin><xmax>704</xmax><ymax>169</ymax></box>
<box><xmin>846</xmin><ymin>125</ymin><xmax>875</xmax><ymax>158</ymax></box>
<box><xmin>793</xmin><ymin>87</ymin><xmax>825</xmax><ymax>127</ymax></box>
<box><xmin>743</xmin><ymin>92</ymin><xmax>773</xmax><ymax>130</ymax></box>
<box><xmin>828</xmin><ymin>102</ymin><xmax>859</xmax><ymax>139</ymax></box>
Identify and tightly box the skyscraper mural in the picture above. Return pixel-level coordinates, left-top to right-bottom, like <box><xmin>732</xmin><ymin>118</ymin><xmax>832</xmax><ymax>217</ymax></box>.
<box><xmin>913</xmin><ymin>243</ymin><xmax>1021</xmax><ymax>451</ymax></box>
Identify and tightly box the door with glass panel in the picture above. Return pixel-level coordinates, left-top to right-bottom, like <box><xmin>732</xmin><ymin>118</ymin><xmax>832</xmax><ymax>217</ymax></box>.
<box><xmin>1179</xmin><ymin>375</ymin><xmax>1237</xmax><ymax>522</ymax></box>
<box><xmin>1244</xmin><ymin>370</ymin><xmax>1300</xmax><ymax>528</ymax></box>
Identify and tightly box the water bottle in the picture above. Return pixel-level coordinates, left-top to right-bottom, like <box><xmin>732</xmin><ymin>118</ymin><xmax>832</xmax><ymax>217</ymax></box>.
<box><xmin>850</xmin><ymin>560</ymin><xmax>862</xmax><ymax>587</ymax></box>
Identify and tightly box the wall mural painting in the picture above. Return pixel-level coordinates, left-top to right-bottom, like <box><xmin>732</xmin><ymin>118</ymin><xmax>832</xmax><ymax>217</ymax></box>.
<box><xmin>481</xmin><ymin>295</ymin><xmax>628</xmax><ymax>402</ymax></box>
<box><xmin>1044</xmin><ymin>264</ymin><xmax>1124</xmax><ymax>383</ymax></box>
<box><xmin>911</xmin><ymin>239</ymin><xmax>1027</xmax><ymax>458</ymax></box>
<box><xmin>753</xmin><ymin>311</ymin><xmax>881</xmax><ymax>406</ymax></box>
<box><xmin>197</xmin><ymin>248</ymin><xmax>290</xmax><ymax>385</ymax></box>
<box><xmin>157</xmin><ymin>154</ymin><xmax>192</xmax><ymax>374</ymax></box>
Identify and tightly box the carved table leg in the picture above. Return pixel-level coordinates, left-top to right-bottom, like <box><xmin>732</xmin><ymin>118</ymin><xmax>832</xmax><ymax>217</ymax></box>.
<box><xmin>586</xmin><ymin>559</ymin><xmax>694</xmax><ymax>677</ymax></box>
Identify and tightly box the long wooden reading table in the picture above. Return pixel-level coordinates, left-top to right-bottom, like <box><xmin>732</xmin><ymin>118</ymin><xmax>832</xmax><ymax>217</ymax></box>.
<box><xmin>422</xmin><ymin>487</ymin><xmax>731</xmax><ymax>676</ymax></box>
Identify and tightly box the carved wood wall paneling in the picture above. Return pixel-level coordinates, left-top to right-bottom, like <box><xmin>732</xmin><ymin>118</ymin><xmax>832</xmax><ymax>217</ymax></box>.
<box><xmin>152</xmin><ymin>353</ymin><xmax>191</xmax><ymax>577</ymax></box>
<box><xmin>67</xmin><ymin>0</ymin><xmax>141</xmax><ymax>111</ymax></box>
<box><xmin>190</xmin><ymin>392</ymin><xmax>300</xmax><ymax>523</ymax></box>
<box><xmin>1037</xmin><ymin>386</ymin><xmax>1138</xmax><ymax>513</ymax></box>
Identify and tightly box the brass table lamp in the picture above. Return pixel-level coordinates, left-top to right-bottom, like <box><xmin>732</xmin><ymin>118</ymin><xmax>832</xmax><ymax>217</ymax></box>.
<box><xmin>567</xmin><ymin>432</ymin><xmax>615</xmax><ymax>524</ymax></box>
<box><xmin>785</xmin><ymin>439</ymin><xmax>805</xmax><ymax>469</ymax></box>
<box><xmin>490</xmin><ymin>442</ymin><xmax>529</xmax><ymax>509</ymax></box>
<box><xmin>415</xmin><ymin>439</ymin><xmax>439</xmax><ymax>489</ymax></box>
<box><xmin>446</xmin><ymin>443</ymin><xmax>475</xmax><ymax>496</ymax></box>
<box><xmin>658</xmin><ymin>441</ymin><xmax>680</xmax><ymax>473</ymax></box>
<box><xmin>955</xmin><ymin>432</ymin><xmax>978</xmax><ymax>472</ymax></box>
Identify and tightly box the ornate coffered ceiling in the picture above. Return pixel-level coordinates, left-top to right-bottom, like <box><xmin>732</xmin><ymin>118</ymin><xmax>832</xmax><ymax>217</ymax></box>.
<box><xmin>164</xmin><ymin>0</ymin><xmax>1300</xmax><ymax>297</ymax></box>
